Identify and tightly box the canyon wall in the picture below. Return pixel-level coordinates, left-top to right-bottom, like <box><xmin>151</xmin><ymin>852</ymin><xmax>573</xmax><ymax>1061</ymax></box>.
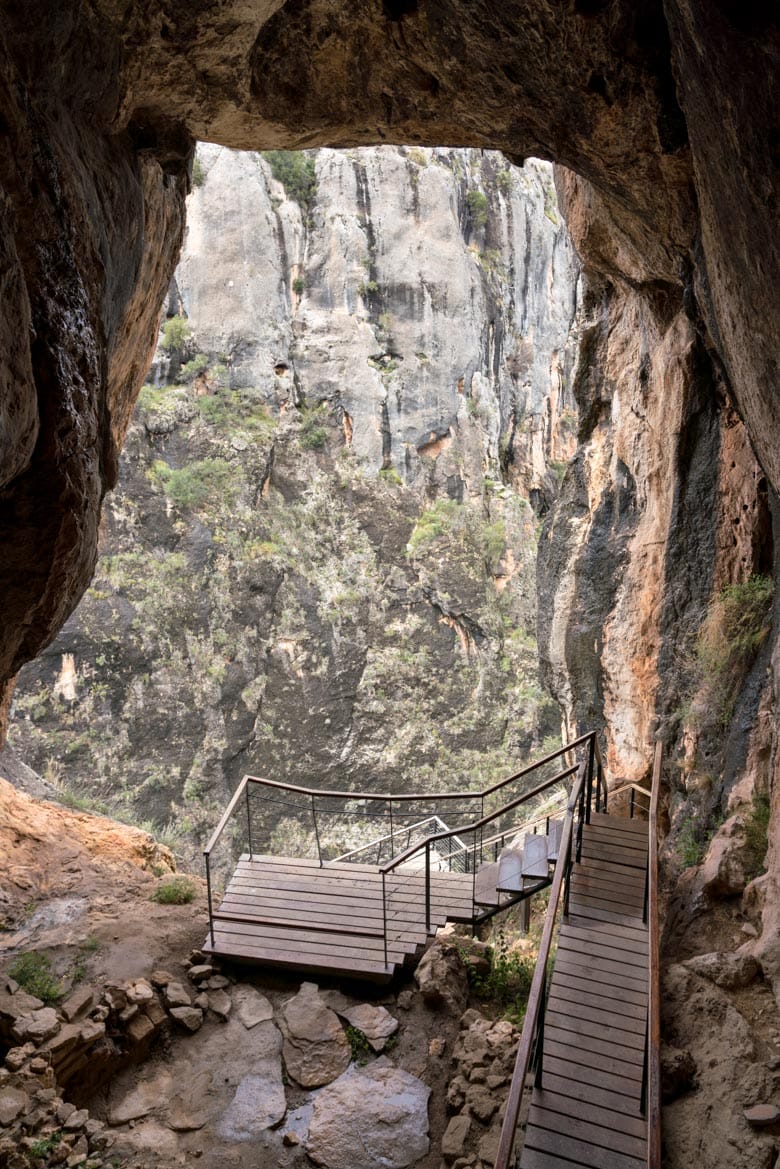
<box><xmin>10</xmin><ymin>148</ymin><xmax>579</xmax><ymax>850</ymax></box>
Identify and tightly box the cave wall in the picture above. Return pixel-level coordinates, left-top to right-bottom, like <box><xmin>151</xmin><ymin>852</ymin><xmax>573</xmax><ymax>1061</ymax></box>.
<box><xmin>0</xmin><ymin>0</ymin><xmax>778</xmax><ymax>970</ymax></box>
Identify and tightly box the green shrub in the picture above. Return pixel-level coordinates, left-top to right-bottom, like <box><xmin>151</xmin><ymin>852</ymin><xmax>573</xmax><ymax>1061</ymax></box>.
<box><xmin>8</xmin><ymin>952</ymin><xmax>63</xmax><ymax>1005</ymax></box>
<box><xmin>466</xmin><ymin>189</ymin><xmax>488</xmax><ymax>229</ymax></box>
<box><xmin>152</xmin><ymin>457</ymin><xmax>239</xmax><ymax>511</ymax></box>
<box><xmin>160</xmin><ymin>315</ymin><xmax>191</xmax><ymax>354</ymax></box>
<box><xmin>496</xmin><ymin>168</ymin><xmax>513</xmax><ymax>195</ymax></box>
<box><xmin>299</xmin><ymin>405</ymin><xmax>329</xmax><ymax>451</ymax></box>
<box><xmin>407</xmin><ymin>498</ymin><xmax>462</xmax><ymax>554</ymax></box>
<box><xmin>179</xmin><ymin>353</ymin><xmax>208</xmax><ymax>383</ymax></box>
<box><xmin>345</xmin><ymin>1024</ymin><xmax>372</xmax><ymax>1065</ymax></box>
<box><xmin>152</xmin><ymin>876</ymin><xmax>197</xmax><ymax>905</ymax></box>
<box><xmin>696</xmin><ymin>573</ymin><xmax>774</xmax><ymax>727</ymax></box>
<box><xmin>743</xmin><ymin>793</ymin><xmax>771</xmax><ymax>879</ymax></box>
<box><xmin>261</xmin><ymin>150</ymin><xmax>317</xmax><ymax>209</ymax></box>
<box><xmin>678</xmin><ymin>819</ymin><xmax>706</xmax><ymax>868</ymax></box>
<box><xmin>292</xmin><ymin>276</ymin><xmax>306</xmax><ymax>295</ymax></box>
<box><xmin>467</xmin><ymin>932</ymin><xmax>534</xmax><ymax>1025</ymax></box>
<box><xmin>191</xmin><ymin>155</ymin><xmax>205</xmax><ymax>189</ymax></box>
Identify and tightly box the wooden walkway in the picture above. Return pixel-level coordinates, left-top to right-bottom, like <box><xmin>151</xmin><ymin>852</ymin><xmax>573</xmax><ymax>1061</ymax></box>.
<box><xmin>203</xmin><ymin>854</ymin><xmax>473</xmax><ymax>980</ymax></box>
<box><xmin>520</xmin><ymin>812</ymin><xmax>650</xmax><ymax>1169</ymax></box>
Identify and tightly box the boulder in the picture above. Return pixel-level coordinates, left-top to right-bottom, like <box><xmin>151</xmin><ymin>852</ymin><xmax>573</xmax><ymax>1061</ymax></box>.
<box><xmin>306</xmin><ymin>1063</ymin><xmax>431</xmax><ymax>1169</ymax></box>
<box><xmin>164</xmin><ymin>982</ymin><xmax>192</xmax><ymax>1009</ymax></box>
<box><xmin>683</xmin><ymin>951</ymin><xmax>761</xmax><ymax>990</ymax></box>
<box><xmin>0</xmin><ymin>1086</ymin><xmax>28</xmax><ymax>1125</ymax></box>
<box><xmin>335</xmin><ymin>1003</ymin><xmax>399</xmax><ymax>1052</ymax></box>
<box><xmin>216</xmin><ymin>1024</ymin><xmax>286</xmax><ymax>1140</ymax></box>
<box><xmin>414</xmin><ymin>943</ymin><xmax>468</xmax><ymax>1014</ymax></box>
<box><xmin>125</xmin><ymin>979</ymin><xmax>155</xmax><ymax>1005</ymax></box>
<box><xmin>207</xmin><ymin>989</ymin><xmax>232</xmax><ymax>1020</ymax></box>
<box><xmin>60</xmin><ymin>987</ymin><xmax>94</xmax><ymax>1023</ymax></box>
<box><xmin>12</xmin><ymin>1007</ymin><xmax>60</xmax><ymax>1044</ymax></box>
<box><xmin>282</xmin><ymin>982</ymin><xmax>350</xmax><ymax>1088</ymax></box>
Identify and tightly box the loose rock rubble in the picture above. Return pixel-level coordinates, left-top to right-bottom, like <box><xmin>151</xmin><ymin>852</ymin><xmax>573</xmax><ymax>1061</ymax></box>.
<box><xmin>442</xmin><ymin>1009</ymin><xmax>521</xmax><ymax>1167</ymax></box>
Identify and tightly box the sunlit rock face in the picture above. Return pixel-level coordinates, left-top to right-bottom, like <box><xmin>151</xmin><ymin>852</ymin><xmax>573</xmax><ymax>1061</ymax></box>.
<box><xmin>174</xmin><ymin>144</ymin><xmax>579</xmax><ymax>497</ymax></box>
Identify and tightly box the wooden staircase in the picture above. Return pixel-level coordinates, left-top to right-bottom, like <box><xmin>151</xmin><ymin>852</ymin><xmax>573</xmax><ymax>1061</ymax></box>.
<box><xmin>202</xmin><ymin>736</ymin><xmax>603</xmax><ymax>981</ymax></box>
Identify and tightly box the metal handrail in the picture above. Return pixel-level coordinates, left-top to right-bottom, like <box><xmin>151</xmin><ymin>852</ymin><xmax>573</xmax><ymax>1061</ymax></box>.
<box><xmin>645</xmin><ymin>742</ymin><xmax>662</xmax><ymax>1168</ymax></box>
<box><xmin>379</xmin><ymin>764</ymin><xmax>579</xmax><ymax>875</ymax></box>
<box><xmin>494</xmin><ymin>761</ymin><xmax>588</xmax><ymax>1169</ymax></box>
<box><xmin>203</xmin><ymin>731</ymin><xmax>606</xmax><ymax>961</ymax></box>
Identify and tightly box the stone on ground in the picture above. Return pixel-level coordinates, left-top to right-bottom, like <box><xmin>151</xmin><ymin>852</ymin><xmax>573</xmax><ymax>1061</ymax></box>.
<box><xmin>414</xmin><ymin>942</ymin><xmax>468</xmax><ymax>1014</ymax></box>
<box><xmin>233</xmin><ymin>985</ymin><xmax>274</xmax><ymax>1029</ymax></box>
<box><xmin>334</xmin><ymin>1002</ymin><xmax>398</xmax><ymax>1052</ymax></box>
<box><xmin>216</xmin><ymin>1019</ymin><xmax>286</xmax><ymax>1140</ymax></box>
<box><xmin>282</xmin><ymin>982</ymin><xmax>350</xmax><ymax>1088</ymax></box>
<box><xmin>306</xmin><ymin>1063</ymin><xmax>431</xmax><ymax>1169</ymax></box>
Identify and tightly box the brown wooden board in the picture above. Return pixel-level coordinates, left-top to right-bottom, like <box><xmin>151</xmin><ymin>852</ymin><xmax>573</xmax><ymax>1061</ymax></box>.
<box><xmin>523</xmin><ymin>1125</ymin><xmax>645</xmax><ymax>1169</ymax></box>
<box><xmin>529</xmin><ymin>1086</ymin><xmax>647</xmax><ymax>1139</ymax></box>
<box><xmin>527</xmin><ymin>1107</ymin><xmax>646</xmax><ymax>1156</ymax></box>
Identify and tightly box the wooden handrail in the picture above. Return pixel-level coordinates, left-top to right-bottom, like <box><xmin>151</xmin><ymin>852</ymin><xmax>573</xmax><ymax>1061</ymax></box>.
<box><xmin>203</xmin><ymin>775</ymin><xmax>249</xmax><ymax>857</ymax></box>
<box><xmin>379</xmin><ymin>764</ymin><xmax>578</xmax><ymax>875</ymax></box>
<box><xmin>494</xmin><ymin>761</ymin><xmax>587</xmax><ymax>1169</ymax></box>
<box><xmin>647</xmin><ymin>741</ymin><xmax>662</xmax><ymax>1169</ymax></box>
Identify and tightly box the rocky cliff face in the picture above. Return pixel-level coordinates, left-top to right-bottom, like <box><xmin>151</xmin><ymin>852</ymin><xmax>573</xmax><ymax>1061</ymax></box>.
<box><xmin>173</xmin><ymin>145</ymin><xmax>579</xmax><ymax>503</ymax></box>
<box><xmin>9</xmin><ymin>148</ymin><xmax>578</xmax><ymax>853</ymax></box>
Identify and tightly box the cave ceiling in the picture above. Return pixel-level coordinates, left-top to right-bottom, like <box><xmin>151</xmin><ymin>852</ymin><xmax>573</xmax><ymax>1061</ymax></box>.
<box><xmin>0</xmin><ymin>0</ymin><xmax>777</xmax><ymax>701</ymax></box>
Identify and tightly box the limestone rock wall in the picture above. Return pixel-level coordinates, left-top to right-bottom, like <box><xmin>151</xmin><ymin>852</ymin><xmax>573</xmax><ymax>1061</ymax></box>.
<box><xmin>173</xmin><ymin>145</ymin><xmax>580</xmax><ymax>503</ymax></box>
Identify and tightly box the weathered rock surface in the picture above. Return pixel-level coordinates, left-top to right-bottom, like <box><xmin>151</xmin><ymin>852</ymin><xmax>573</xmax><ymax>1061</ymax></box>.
<box><xmin>415</xmin><ymin>942</ymin><xmax>469</xmax><ymax>1014</ymax></box>
<box><xmin>216</xmin><ymin>1019</ymin><xmax>286</xmax><ymax>1139</ymax></box>
<box><xmin>333</xmin><ymin>1002</ymin><xmax>398</xmax><ymax>1053</ymax></box>
<box><xmin>233</xmin><ymin>986</ymin><xmax>274</xmax><ymax>1030</ymax></box>
<box><xmin>281</xmin><ymin>982</ymin><xmax>351</xmax><ymax>1089</ymax></box>
<box><xmin>305</xmin><ymin>1063</ymin><xmax>431</xmax><ymax>1169</ymax></box>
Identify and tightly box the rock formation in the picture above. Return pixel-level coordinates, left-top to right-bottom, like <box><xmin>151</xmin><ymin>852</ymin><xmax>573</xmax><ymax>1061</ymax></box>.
<box><xmin>9</xmin><ymin>148</ymin><xmax>574</xmax><ymax>845</ymax></box>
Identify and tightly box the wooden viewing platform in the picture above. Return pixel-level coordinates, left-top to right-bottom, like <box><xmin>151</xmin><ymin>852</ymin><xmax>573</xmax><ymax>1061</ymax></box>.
<box><xmin>204</xmin><ymin>854</ymin><xmax>474</xmax><ymax>978</ymax></box>
<box><xmin>201</xmin><ymin>735</ymin><xmax>602</xmax><ymax>981</ymax></box>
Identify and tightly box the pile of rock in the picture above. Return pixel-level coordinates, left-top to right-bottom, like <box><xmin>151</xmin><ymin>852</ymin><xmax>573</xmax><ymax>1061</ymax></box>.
<box><xmin>0</xmin><ymin>952</ymin><xmax>237</xmax><ymax>1165</ymax></box>
<box><xmin>441</xmin><ymin>1009</ymin><xmax>520</xmax><ymax>1167</ymax></box>
<box><xmin>0</xmin><ymin>1072</ymin><xmax>113</xmax><ymax>1169</ymax></box>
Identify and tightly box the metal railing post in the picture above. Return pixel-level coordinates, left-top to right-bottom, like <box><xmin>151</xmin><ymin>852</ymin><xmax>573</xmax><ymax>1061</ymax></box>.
<box><xmin>389</xmin><ymin>801</ymin><xmax>394</xmax><ymax>858</ymax></box>
<box><xmin>312</xmin><ymin>795</ymin><xmax>322</xmax><ymax>866</ymax></box>
<box><xmin>382</xmin><ymin>871</ymin><xmax>388</xmax><ymax>968</ymax></box>
<box><xmin>630</xmin><ymin>786</ymin><xmax>635</xmax><ymax>819</ymax></box>
<box><xmin>425</xmin><ymin>840</ymin><xmax>431</xmax><ymax>932</ymax></box>
<box><xmin>245</xmin><ymin>784</ymin><xmax>253</xmax><ymax>859</ymax></box>
<box><xmin>586</xmin><ymin>733</ymin><xmax>595</xmax><ymax>822</ymax></box>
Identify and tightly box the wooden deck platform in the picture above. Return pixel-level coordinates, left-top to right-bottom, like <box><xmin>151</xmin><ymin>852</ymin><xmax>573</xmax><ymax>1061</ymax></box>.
<box><xmin>203</xmin><ymin>854</ymin><xmax>474</xmax><ymax>980</ymax></box>
<box><xmin>520</xmin><ymin>812</ymin><xmax>650</xmax><ymax>1169</ymax></box>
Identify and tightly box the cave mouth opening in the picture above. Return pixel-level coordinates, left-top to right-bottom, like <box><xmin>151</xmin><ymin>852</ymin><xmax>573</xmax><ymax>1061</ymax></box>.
<box><xmin>8</xmin><ymin>141</ymin><xmax>581</xmax><ymax>866</ymax></box>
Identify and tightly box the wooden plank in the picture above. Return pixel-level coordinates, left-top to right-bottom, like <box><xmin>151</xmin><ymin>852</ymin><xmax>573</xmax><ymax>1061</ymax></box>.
<box><xmin>541</xmin><ymin>1053</ymin><xmax>642</xmax><ymax>1100</ymax></box>
<box><xmin>220</xmin><ymin>883</ymin><xmax>455</xmax><ymax>925</ymax></box>
<box><xmin>210</xmin><ymin>916</ymin><xmax>395</xmax><ymax>960</ymax></box>
<box><xmin>524</xmin><ymin>1125</ymin><xmax>645</xmax><ymax>1169</ymax></box>
<box><xmin>523</xmin><ymin>834</ymin><xmax>550</xmax><ymax>878</ymax></box>
<box><xmin>559</xmin><ymin>922</ymin><xmax>647</xmax><ymax>956</ymax></box>
<box><xmin>227</xmin><ymin>873</ymin><xmax>473</xmax><ymax>915</ymax></box>
<box><xmin>529</xmin><ymin>1086</ymin><xmax>646</xmax><ymax>1138</ymax></box>
<box><xmin>533</xmin><ymin>1070</ymin><xmax>646</xmax><ymax>1119</ymax></box>
<box><xmin>553</xmin><ymin>950</ymin><xmax>648</xmax><ymax>989</ymax></box>
<box><xmin>527</xmin><ymin>1108</ymin><xmax>645</xmax><ymax>1156</ymax></box>
<box><xmin>565</xmin><ymin>914</ymin><xmax>648</xmax><ymax>944</ymax></box>
<box><xmin>580</xmin><ymin>843</ymin><xmax>648</xmax><ymax>870</ymax></box>
<box><xmin>569</xmin><ymin>868</ymin><xmax>645</xmax><ymax>899</ymax></box>
<box><xmin>547</xmin><ymin>1024</ymin><xmax>645</xmax><ymax>1061</ymax></box>
<box><xmin>568</xmin><ymin>885</ymin><xmax>645</xmax><ymax>916</ymax></box>
<box><xmin>589</xmin><ymin>812</ymin><xmax>647</xmax><ymax>835</ymax></box>
<box><xmin>556</xmin><ymin>934</ymin><xmax>649</xmax><ymax>971</ymax></box>
<box><xmin>206</xmin><ymin>933</ymin><xmax>391</xmax><ymax>978</ymax></box>
<box><xmin>543</xmin><ymin>1039</ymin><xmax>643</xmax><ymax>1082</ymax></box>
<box><xmin>583</xmin><ymin>824</ymin><xmax>648</xmax><ymax>849</ymax></box>
<box><xmin>546</xmin><ymin>994</ymin><xmax>646</xmax><ymax>1036</ymax></box>
<box><xmin>554</xmin><ymin>977</ymin><xmax>645</xmax><ymax>1014</ymax></box>
<box><xmin>208</xmin><ymin>926</ymin><xmax>410</xmax><ymax>971</ymax></box>
<box><xmin>566</xmin><ymin>901</ymin><xmax>645</xmax><ymax>929</ymax></box>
